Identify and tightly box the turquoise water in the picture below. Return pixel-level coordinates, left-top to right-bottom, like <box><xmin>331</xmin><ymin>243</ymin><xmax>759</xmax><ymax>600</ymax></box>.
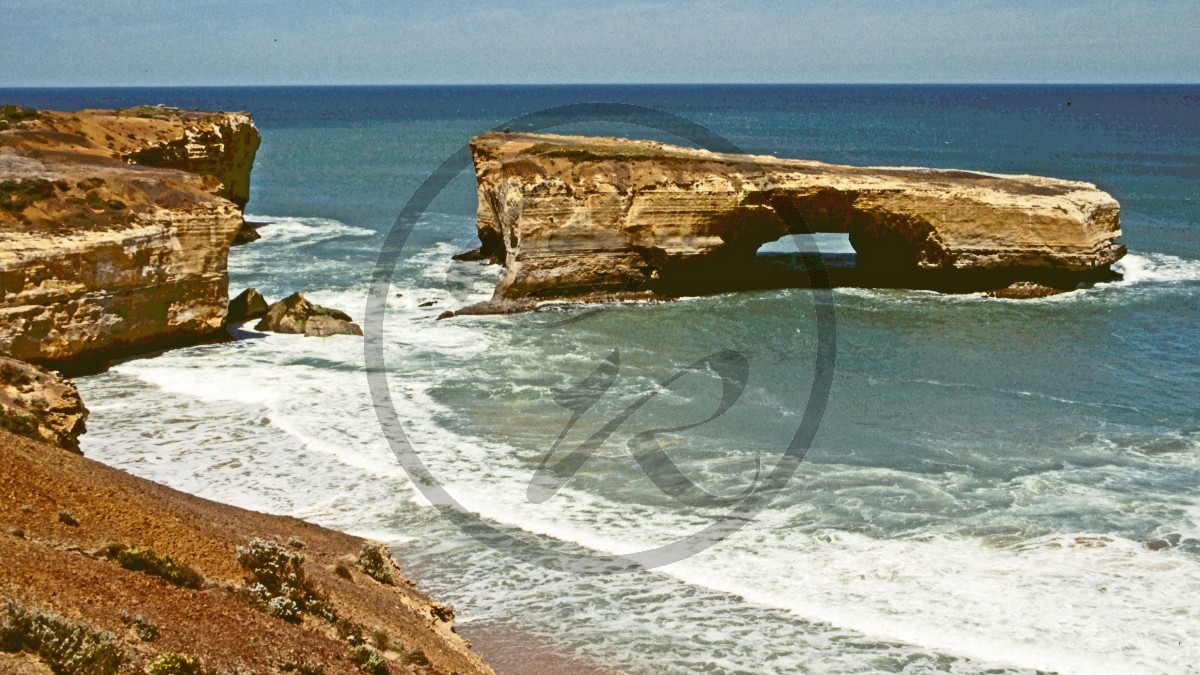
<box><xmin>6</xmin><ymin>86</ymin><xmax>1200</xmax><ymax>673</ymax></box>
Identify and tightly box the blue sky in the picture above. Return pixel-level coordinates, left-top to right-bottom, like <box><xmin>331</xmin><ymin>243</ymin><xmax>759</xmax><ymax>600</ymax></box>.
<box><xmin>3</xmin><ymin>0</ymin><xmax>1198</xmax><ymax>86</ymax></box>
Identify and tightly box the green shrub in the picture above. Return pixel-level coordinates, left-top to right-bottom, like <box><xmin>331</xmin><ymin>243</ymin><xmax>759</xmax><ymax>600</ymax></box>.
<box><xmin>0</xmin><ymin>407</ymin><xmax>39</xmax><ymax>439</ymax></box>
<box><xmin>0</xmin><ymin>601</ymin><xmax>127</xmax><ymax>675</ymax></box>
<box><xmin>276</xmin><ymin>653</ymin><xmax>325</xmax><ymax>675</ymax></box>
<box><xmin>133</xmin><ymin>615</ymin><xmax>158</xmax><ymax>642</ymax></box>
<box><xmin>0</xmin><ymin>105</ymin><xmax>38</xmax><ymax>123</ymax></box>
<box><xmin>114</xmin><ymin>548</ymin><xmax>204</xmax><ymax>589</ymax></box>
<box><xmin>335</xmin><ymin>617</ymin><xmax>365</xmax><ymax>646</ymax></box>
<box><xmin>149</xmin><ymin>652</ymin><xmax>205</xmax><ymax>675</ymax></box>
<box><xmin>355</xmin><ymin>542</ymin><xmax>394</xmax><ymax>585</ymax></box>
<box><xmin>346</xmin><ymin>644</ymin><xmax>389</xmax><ymax>675</ymax></box>
<box><xmin>237</xmin><ymin>539</ymin><xmax>333</xmax><ymax>624</ymax></box>
<box><xmin>0</xmin><ymin>179</ymin><xmax>56</xmax><ymax>212</ymax></box>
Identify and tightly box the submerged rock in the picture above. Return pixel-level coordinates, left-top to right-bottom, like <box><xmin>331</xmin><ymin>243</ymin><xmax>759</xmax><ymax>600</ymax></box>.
<box><xmin>227</xmin><ymin>288</ymin><xmax>269</xmax><ymax>324</ymax></box>
<box><xmin>0</xmin><ymin>356</ymin><xmax>87</xmax><ymax>453</ymax></box>
<box><xmin>465</xmin><ymin>132</ymin><xmax>1125</xmax><ymax>310</ymax></box>
<box><xmin>985</xmin><ymin>282</ymin><xmax>1071</xmax><ymax>299</ymax></box>
<box><xmin>254</xmin><ymin>292</ymin><xmax>362</xmax><ymax>337</ymax></box>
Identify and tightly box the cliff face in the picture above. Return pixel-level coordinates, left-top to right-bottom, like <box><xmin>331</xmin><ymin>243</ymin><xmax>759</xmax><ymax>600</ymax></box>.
<box><xmin>467</xmin><ymin>132</ymin><xmax>1124</xmax><ymax>306</ymax></box>
<box><xmin>0</xmin><ymin>355</ymin><xmax>87</xmax><ymax>453</ymax></box>
<box><xmin>0</xmin><ymin>106</ymin><xmax>259</xmax><ymax>368</ymax></box>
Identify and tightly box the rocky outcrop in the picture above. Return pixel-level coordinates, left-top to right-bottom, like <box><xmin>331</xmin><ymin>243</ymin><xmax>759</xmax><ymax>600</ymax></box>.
<box><xmin>254</xmin><ymin>292</ymin><xmax>363</xmax><ymax>337</ymax></box>
<box><xmin>465</xmin><ymin>132</ymin><xmax>1124</xmax><ymax>308</ymax></box>
<box><xmin>0</xmin><ymin>106</ymin><xmax>260</xmax><ymax>369</ymax></box>
<box><xmin>227</xmin><ymin>288</ymin><xmax>269</xmax><ymax>324</ymax></box>
<box><xmin>0</xmin><ymin>355</ymin><xmax>86</xmax><ymax>453</ymax></box>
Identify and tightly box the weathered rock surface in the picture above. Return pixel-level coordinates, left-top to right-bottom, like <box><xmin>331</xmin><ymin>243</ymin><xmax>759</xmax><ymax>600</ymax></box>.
<box><xmin>0</xmin><ymin>355</ymin><xmax>87</xmax><ymax>453</ymax></box>
<box><xmin>0</xmin><ymin>105</ymin><xmax>260</xmax><ymax>368</ymax></box>
<box><xmin>304</xmin><ymin>313</ymin><xmax>364</xmax><ymax>337</ymax></box>
<box><xmin>254</xmin><ymin>292</ymin><xmax>363</xmax><ymax>337</ymax></box>
<box><xmin>227</xmin><ymin>287</ymin><xmax>269</xmax><ymax>324</ymax></box>
<box><xmin>465</xmin><ymin>132</ymin><xmax>1124</xmax><ymax>307</ymax></box>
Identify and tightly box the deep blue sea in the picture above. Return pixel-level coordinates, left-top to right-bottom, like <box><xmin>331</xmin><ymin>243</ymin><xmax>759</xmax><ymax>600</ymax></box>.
<box><xmin>4</xmin><ymin>85</ymin><xmax>1199</xmax><ymax>674</ymax></box>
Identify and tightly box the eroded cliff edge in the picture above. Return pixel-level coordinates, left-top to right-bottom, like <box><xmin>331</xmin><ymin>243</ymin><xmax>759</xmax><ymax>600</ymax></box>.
<box><xmin>0</xmin><ymin>105</ymin><xmax>260</xmax><ymax>369</ymax></box>
<box><xmin>462</xmin><ymin>132</ymin><xmax>1124</xmax><ymax>310</ymax></box>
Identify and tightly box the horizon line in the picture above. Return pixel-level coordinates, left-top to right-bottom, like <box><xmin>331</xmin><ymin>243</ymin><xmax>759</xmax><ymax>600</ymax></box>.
<box><xmin>2</xmin><ymin>81</ymin><xmax>1199</xmax><ymax>90</ymax></box>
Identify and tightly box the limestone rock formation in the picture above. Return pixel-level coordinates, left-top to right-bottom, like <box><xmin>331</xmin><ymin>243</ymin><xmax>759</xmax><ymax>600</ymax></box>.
<box><xmin>227</xmin><ymin>288</ymin><xmax>269</xmax><ymax>324</ymax></box>
<box><xmin>254</xmin><ymin>292</ymin><xmax>363</xmax><ymax>337</ymax></box>
<box><xmin>304</xmin><ymin>314</ymin><xmax>363</xmax><ymax>337</ymax></box>
<box><xmin>0</xmin><ymin>355</ymin><xmax>87</xmax><ymax>453</ymax></box>
<box><xmin>465</xmin><ymin>132</ymin><xmax>1124</xmax><ymax>308</ymax></box>
<box><xmin>0</xmin><ymin>105</ymin><xmax>260</xmax><ymax>368</ymax></box>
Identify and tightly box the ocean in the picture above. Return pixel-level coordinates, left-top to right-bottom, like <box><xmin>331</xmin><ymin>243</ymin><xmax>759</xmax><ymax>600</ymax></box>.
<box><xmin>4</xmin><ymin>85</ymin><xmax>1199</xmax><ymax>673</ymax></box>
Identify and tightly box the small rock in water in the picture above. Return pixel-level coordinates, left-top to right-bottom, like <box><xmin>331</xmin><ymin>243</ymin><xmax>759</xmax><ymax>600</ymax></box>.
<box><xmin>231</xmin><ymin>220</ymin><xmax>263</xmax><ymax>245</ymax></box>
<box><xmin>1144</xmin><ymin>538</ymin><xmax>1171</xmax><ymax>551</ymax></box>
<box><xmin>985</xmin><ymin>282</ymin><xmax>1067</xmax><ymax>299</ymax></box>
<box><xmin>227</xmin><ymin>288</ymin><xmax>269</xmax><ymax>324</ymax></box>
<box><xmin>255</xmin><ymin>292</ymin><xmax>362</xmax><ymax>337</ymax></box>
<box><xmin>436</xmin><ymin>311</ymin><xmax>454</xmax><ymax>320</ymax></box>
<box><xmin>419</xmin><ymin>300</ymin><xmax>437</xmax><ymax>307</ymax></box>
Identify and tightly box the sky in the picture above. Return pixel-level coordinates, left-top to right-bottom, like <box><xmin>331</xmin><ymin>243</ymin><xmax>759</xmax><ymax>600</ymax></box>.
<box><xmin>2</xmin><ymin>0</ymin><xmax>1198</xmax><ymax>86</ymax></box>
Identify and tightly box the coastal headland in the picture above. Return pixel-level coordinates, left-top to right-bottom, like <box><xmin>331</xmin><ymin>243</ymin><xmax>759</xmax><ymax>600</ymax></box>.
<box><xmin>0</xmin><ymin>105</ymin><xmax>494</xmax><ymax>674</ymax></box>
<box><xmin>0</xmin><ymin>105</ymin><xmax>258</xmax><ymax>372</ymax></box>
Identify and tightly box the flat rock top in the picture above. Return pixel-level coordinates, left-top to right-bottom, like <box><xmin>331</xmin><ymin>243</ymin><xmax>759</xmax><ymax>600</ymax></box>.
<box><xmin>472</xmin><ymin>131</ymin><xmax>1113</xmax><ymax>203</ymax></box>
<box><xmin>0</xmin><ymin>106</ymin><xmax>241</xmax><ymax>239</ymax></box>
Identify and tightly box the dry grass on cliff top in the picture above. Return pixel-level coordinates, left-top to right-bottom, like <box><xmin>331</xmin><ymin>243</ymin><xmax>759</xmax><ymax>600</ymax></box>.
<box><xmin>0</xmin><ymin>428</ymin><xmax>493</xmax><ymax>675</ymax></box>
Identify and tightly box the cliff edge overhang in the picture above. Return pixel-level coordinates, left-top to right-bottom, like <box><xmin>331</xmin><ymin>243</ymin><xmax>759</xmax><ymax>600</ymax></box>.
<box><xmin>0</xmin><ymin>105</ymin><xmax>260</xmax><ymax>370</ymax></box>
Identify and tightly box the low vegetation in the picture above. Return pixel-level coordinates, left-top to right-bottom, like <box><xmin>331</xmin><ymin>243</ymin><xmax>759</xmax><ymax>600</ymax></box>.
<box><xmin>148</xmin><ymin>652</ymin><xmax>206</xmax><ymax>675</ymax></box>
<box><xmin>237</xmin><ymin>538</ymin><xmax>334</xmax><ymax>623</ymax></box>
<box><xmin>118</xmin><ymin>611</ymin><xmax>159</xmax><ymax>642</ymax></box>
<box><xmin>355</xmin><ymin>542</ymin><xmax>395</xmax><ymax>585</ymax></box>
<box><xmin>275</xmin><ymin>652</ymin><xmax>326</xmax><ymax>674</ymax></box>
<box><xmin>0</xmin><ymin>407</ymin><xmax>39</xmax><ymax>439</ymax></box>
<box><xmin>0</xmin><ymin>105</ymin><xmax>39</xmax><ymax>130</ymax></box>
<box><xmin>0</xmin><ymin>179</ymin><xmax>57</xmax><ymax>213</ymax></box>
<box><xmin>0</xmin><ymin>601</ymin><xmax>127</xmax><ymax>675</ymax></box>
<box><xmin>107</xmin><ymin>546</ymin><xmax>204</xmax><ymax>589</ymax></box>
<box><xmin>346</xmin><ymin>643</ymin><xmax>389</xmax><ymax>675</ymax></box>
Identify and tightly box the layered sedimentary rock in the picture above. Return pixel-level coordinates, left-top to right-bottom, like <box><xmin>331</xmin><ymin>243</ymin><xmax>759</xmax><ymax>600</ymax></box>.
<box><xmin>464</xmin><ymin>132</ymin><xmax>1124</xmax><ymax>308</ymax></box>
<box><xmin>0</xmin><ymin>106</ymin><xmax>260</xmax><ymax>367</ymax></box>
<box><xmin>0</xmin><ymin>355</ymin><xmax>87</xmax><ymax>453</ymax></box>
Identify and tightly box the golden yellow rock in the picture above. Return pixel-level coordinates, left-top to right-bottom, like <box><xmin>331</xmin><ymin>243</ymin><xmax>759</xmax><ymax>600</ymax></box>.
<box><xmin>0</xmin><ymin>106</ymin><xmax>260</xmax><ymax>368</ymax></box>
<box><xmin>465</xmin><ymin>131</ymin><xmax>1124</xmax><ymax>308</ymax></box>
